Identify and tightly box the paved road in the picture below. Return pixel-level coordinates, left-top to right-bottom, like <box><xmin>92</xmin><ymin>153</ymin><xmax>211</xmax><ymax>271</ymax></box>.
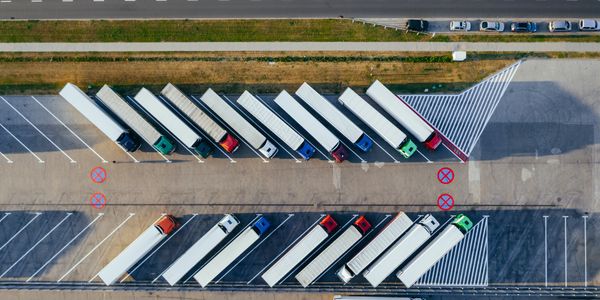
<box><xmin>0</xmin><ymin>0</ymin><xmax>599</xmax><ymax>19</ymax></box>
<box><xmin>0</xmin><ymin>42</ymin><xmax>599</xmax><ymax>52</ymax></box>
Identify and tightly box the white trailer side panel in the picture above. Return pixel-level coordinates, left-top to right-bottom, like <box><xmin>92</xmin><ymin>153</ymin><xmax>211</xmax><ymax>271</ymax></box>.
<box><xmin>273</xmin><ymin>90</ymin><xmax>339</xmax><ymax>152</ymax></box>
<box><xmin>397</xmin><ymin>225</ymin><xmax>464</xmax><ymax>288</ymax></box>
<box><xmin>366</xmin><ymin>80</ymin><xmax>433</xmax><ymax>142</ymax></box>
<box><xmin>194</xmin><ymin>227</ymin><xmax>260</xmax><ymax>287</ymax></box>
<box><xmin>59</xmin><ymin>83</ymin><xmax>125</xmax><ymax>141</ymax></box>
<box><xmin>295</xmin><ymin>83</ymin><xmax>363</xmax><ymax>143</ymax></box>
<box><xmin>198</xmin><ymin>89</ymin><xmax>266</xmax><ymax>149</ymax></box>
<box><xmin>98</xmin><ymin>226</ymin><xmax>164</xmax><ymax>285</ymax></box>
<box><xmin>296</xmin><ymin>226</ymin><xmax>362</xmax><ymax>287</ymax></box>
<box><xmin>133</xmin><ymin>88</ymin><xmax>200</xmax><ymax>148</ymax></box>
<box><xmin>96</xmin><ymin>85</ymin><xmax>161</xmax><ymax>144</ymax></box>
<box><xmin>237</xmin><ymin>91</ymin><xmax>304</xmax><ymax>150</ymax></box>
<box><xmin>261</xmin><ymin>225</ymin><xmax>328</xmax><ymax>287</ymax></box>
<box><xmin>364</xmin><ymin>225</ymin><xmax>431</xmax><ymax>287</ymax></box>
<box><xmin>161</xmin><ymin>83</ymin><xmax>227</xmax><ymax>142</ymax></box>
<box><xmin>339</xmin><ymin>88</ymin><xmax>407</xmax><ymax>149</ymax></box>
<box><xmin>345</xmin><ymin>213</ymin><xmax>412</xmax><ymax>277</ymax></box>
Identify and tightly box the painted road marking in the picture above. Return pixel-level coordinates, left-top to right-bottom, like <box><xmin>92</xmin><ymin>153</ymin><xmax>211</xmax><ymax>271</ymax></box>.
<box><xmin>0</xmin><ymin>122</ymin><xmax>44</xmax><ymax>163</ymax></box>
<box><xmin>58</xmin><ymin>213</ymin><xmax>135</xmax><ymax>283</ymax></box>
<box><xmin>583</xmin><ymin>215</ymin><xmax>588</xmax><ymax>287</ymax></box>
<box><xmin>437</xmin><ymin>194</ymin><xmax>455</xmax><ymax>211</ymax></box>
<box><xmin>90</xmin><ymin>192</ymin><xmax>106</xmax><ymax>209</ymax></box>
<box><xmin>363</xmin><ymin>131</ymin><xmax>401</xmax><ymax>163</ymax></box>
<box><xmin>543</xmin><ymin>215</ymin><xmax>548</xmax><ymax>287</ymax></box>
<box><xmin>0</xmin><ymin>96</ymin><xmax>76</xmax><ymax>163</ymax></box>
<box><xmin>437</xmin><ymin>167</ymin><xmax>455</xmax><ymax>184</ymax></box>
<box><xmin>0</xmin><ymin>213</ymin><xmax>11</xmax><ymax>225</ymax></box>
<box><xmin>215</xmin><ymin>213</ymin><xmax>294</xmax><ymax>284</ymax></box>
<box><xmin>563</xmin><ymin>215</ymin><xmax>568</xmax><ymax>287</ymax></box>
<box><xmin>190</xmin><ymin>95</ymin><xmax>267</xmax><ymax>163</ymax></box>
<box><xmin>90</xmin><ymin>166</ymin><xmax>107</xmax><ymax>184</ymax></box>
<box><xmin>0</xmin><ymin>213</ymin><xmax>42</xmax><ymax>252</ymax></box>
<box><xmin>27</xmin><ymin>213</ymin><xmax>104</xmax><ymax>282</ymax></box>
<box><xmin>0</xmin><ymin>151</ymin><xmax>12</xmax><ymax>163</ymax></box>
<box><xmin>31</xmin><ymin>96</ymin><xmax>108</xmax><ymax>163</ymax></box>
<box><xmin>0</xmin><ymin>213</ymin><xmax>72</xmax><ymax>278</ymax></box>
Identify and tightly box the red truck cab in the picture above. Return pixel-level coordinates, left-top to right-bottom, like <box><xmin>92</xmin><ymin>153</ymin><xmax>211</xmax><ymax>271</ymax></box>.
<box><xmin>424</xmin><ymin>132</ymin><xmax>442</xmax><ymax>150</ymax></box>
<box><xmin>331</xmin><ymin>144</ymin><xmax>349</xmax><ymax>163</ymax></box>
<box><xmin>154</xmin><ymin>215</ymin><xmax>178</xmax><ymax>235</ymax></box>
<box><xmin>354</xmin><ymin>216</ymin><xmax>371</xmax><ymax>234</ymax></box>
<box><xmin>219</xmin><ymin>134</ymin><xmax>240</xmax><ymax>153</ymax></box>
<box><xmin>320</xmin><ymin>215</ymin><xmax>338</xmax><ymax>233</ymax></box>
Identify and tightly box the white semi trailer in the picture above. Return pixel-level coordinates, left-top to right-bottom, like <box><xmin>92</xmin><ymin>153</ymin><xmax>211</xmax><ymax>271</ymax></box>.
<box><xmin>162</xmin><ymin>214</ymin><xmax>240</xmax><ymax>286</ymax></box>
<box><xmin>295</xmin><ymin>216</ymin><xmax>371</xmax><ymax>287</ymax></box>
<box><xmin>337</xmin><ymin>212</ymin><xmax>413</xmax><ymax>283</ymax></box>
<box><xmin>363</xmin><ymin>214</ymin><xmax>439</xmax><ymax>287</ymax></box>
<box><xmin>97</xmin><ymin>215</ymin><xmax>177</xmax><ymax>285</ymax></box>
<box><xmin>96</xmin><ymin>85</ymin><xmax>176</xmax><ymax>155</ymax></box>
<box><xmin>396</xmin><ymin>214</ymin><xmax>473</xmax><ymax>288</ymax></box>
<box><xmin>261</xmin><ymin>215</ymin><xmax>338</xmax><ymax>287</ymax></box>
<box><xmin>59</xmin><ymin>83</ymin><xmax>140</xmax><ymax>152</ymax></box>
<box><xmin>198</xmin><ymin>89</ymin><xmax>278</xmax><ymax>158</ymax></box>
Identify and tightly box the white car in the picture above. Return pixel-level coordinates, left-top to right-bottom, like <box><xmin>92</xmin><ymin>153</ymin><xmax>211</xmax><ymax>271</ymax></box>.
<box><xmin>480</xmin><ymin>21</ymin><xmax>505</xmax><ymax>32</ymax></box>
<box><xmin>579</xmin><ymin>19</ymin><xmax>600</xmax><ymax>31</ymax></box>
<box><xmin>450</xmin><ymin>21</ymin><xmax>471</xmax><ymax>31</ymax></box>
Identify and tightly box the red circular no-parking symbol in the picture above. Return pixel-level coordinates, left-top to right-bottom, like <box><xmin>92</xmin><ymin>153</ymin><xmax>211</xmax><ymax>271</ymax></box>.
<box><xmin>437</xmin><ymin>193</ymin><xmax>454</xmax><ymax>211</ymax></box>
<box><xmin>90</xmin><ymin>166</ymin><xmax>107</xmax><ymax>184</ymax></box>
<box><xmin>90</xmin><ymin>192</ymin><xmax>107</xmax><ymax>209</ymax></box>
<box><xmin>437</xmin><ymin>167</ymin><xmax>454</xmax><ymax>184</ymax></box>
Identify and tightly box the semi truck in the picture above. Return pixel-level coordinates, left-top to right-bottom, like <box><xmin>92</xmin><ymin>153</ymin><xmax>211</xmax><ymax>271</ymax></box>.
<box><xmin>366</xmin><ymin>80</ymin><xmax>442</xmax><ymax>150</ymax></box>
<box><xmin>162</xmin><ymin>214</ymin><xmax>240</xmax><ymax>286</ymax></box>
<box><xmin>236</xmin><ymin>91</ymin><xmax>316</xmax><ymax>160</ymax></box>
<box><xmin>95</xmin><ymin>85</ymin><xmax>176</xmax><ymax>155</ymax></box>
<box><xmin>338</xmin><ymin>88</ymin><xmax>417</xmax><ymax>159</ymax></box>
<box><xmin>295</xmin><ymin>83</ymin><xmax>373</xmax><ymax>152</ymax></box>
<box><xmin>198</xmin><ymin>89</ymin><xmax>278</xmax><ymax>158</ymax></box>
<box><xmin>363</xmin><ymin>214</ymin><xmax>439</xmax><ymax>287</ymax></box>
<box><xmin>97</xmin><ymin>215</ymin><xmax>177</xmax><ymax>285</ymax></box>
<box><xmin>133</xmin><ymin>88</ymin><xmax>213</xmax><ymax>158</ymax></box>
<box><xmin>396</xmin><ymin>214</ymin><xmax>473</xmax><ymax>288</ymax></box>
<box><xmin>59</xmin><ymin>83</ymin><xmax>140</xmax><ymax>152</ymax></box>
<box><xmin>337</xmin><ymin>212</ymin><xmax>413</xmax><ymax>283</ymax></box>
<box><xmin>273</xmin><ymin>90</ymin><xmax>349</xmax><ymax>163</ymax></box>
<box><xmin>261</xmin><ymin>215</ymin><xmax>338</xmax><ymax>287</ymax></box>
<box><xmin>295</xmin><ymin>216</ymin><xmax>371</xmax><ymax>287</ymax></box>
<box><xmin>160</xmin><ymin>83</ymin><xmax>240</xmax><ymax>153</ymax></box>
<box><xmin>194</xmin><ymin>217</ymin><xmax>271</xmax><ymax>287</ymax></box>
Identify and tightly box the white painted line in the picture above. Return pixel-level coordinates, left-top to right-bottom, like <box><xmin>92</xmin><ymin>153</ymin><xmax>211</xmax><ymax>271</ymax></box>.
<box><xmin>215</xmin><ymin>214</ymin><xmax>294</xmax><ymax>284</ymax></box>
<box><xmin>31</xmin><ymin>0</ymin><xmax>42</xmax><ymax>2</ymax></box>
<box><xmin>364</xmin><ymin>132</ymin><xmax>400</xmax><ymax>163</ymax></box>
<box><xmin>563</xmin><ymin>215</ymin><xmax>568</xmax><ymax>287</ymax></box>
<box><xmin>0</xmin><ymin>122</ymin><xmax>44</xmax><ymax>163</ymax></box>
<box><xmin>0</xmin><ymin>213</ymin><xmax>11</xmax><ymax>224</ymax></box>
<box><xmin>0</xmin><ymin>150</ymin><xmax>12</xmax><ymax>163</ymax></box>
<box><xmin>27</xmin><ymin>213</ymin><xmax>103</xmax><ymax>282</ymax></box>
<box><xmin>0</xmin><ymin>96</ymin><xmax>76</xmax><ymax>163</ymax></box>
<box><xmin>31</xmin><ymin>96</ymin><xmax>108</xmax><ymax>163</ymax></box>
<box><xmin>416</xmin><ymin>148</ymin><xmax>432</xmax><ymax>163</ymax></box>
<box><xmin>120</xmin><ymin>214</ymin><xmax>198</xmax><ymax>282</ymax></box>
<box><xmin>0</xmin><ymin>213</ymin><xmax>72</xmax><ymax>278</ymax></box>
<box><xmin>583</xmin><ymin>215</ymin><xmax>588</xmax><ymax>288</ymax></box>
<box><xmin>543</xmin><ymin>215</ymin><xmax>548</xmax><ymax>287</ymax></box>
<box><xmin>222</xmin><ymin>95</ymin><xmax>300</xmax><ymax>162</ymax></box>
<box><xmin>182</xmin><ymin>214</ymin><xmax>262</xmax><ymax>284</ymax></box>
<box><xmin>442</xmin><ymin>143</ymin><xmax>464</xmax><ymax>162</ymax></box>
<box><xmin>339</xmin><ymin>139</ymin><xmax>366</xmax><ymax>163</ymax></box>
<box><xmin>190</xmin><ymin>95</ymin><xmax>267</xmax><ymax>163</ymax></box>
<box><xmin>0</xmin><ymin>213</ymin><xmax>42</xmax><ymax>252</ymax></box>
<box><xmin>58</xmin><ymin>213</ymin><xmax>135</xmax><ymax>283</ymax></box>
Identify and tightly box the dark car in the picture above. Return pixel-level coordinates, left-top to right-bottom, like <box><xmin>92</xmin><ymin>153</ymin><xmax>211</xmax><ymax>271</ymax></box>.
<box><xmin>510</xmin><ymin>22</ymin><xmax>537</xmax><ymax>33</ymax></box>
<box><xmin>406</xmin><ymin>19</ymin><xmax>429</xmax><ymax>32</ymax></box>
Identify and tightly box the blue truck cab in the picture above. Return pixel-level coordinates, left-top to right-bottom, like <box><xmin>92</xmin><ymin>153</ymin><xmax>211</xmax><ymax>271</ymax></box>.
<box><xmin>252</xmin><ymin>217</ymin><xmax>271</xmax><ymax>235</ymax></box>
<box><xmin>297</xmin><ymin>141</ymin><xmax>316</xmax><ymax>160</ymax></box>
<box><xmin>355</xmin><ymin>134</ymin><xmax>373</xmax><ymax>152</ymax></box>
<box><xmin>117</xmin><ymin>133</ymin><xmax>141</xmax><ymax>152</ymax></box>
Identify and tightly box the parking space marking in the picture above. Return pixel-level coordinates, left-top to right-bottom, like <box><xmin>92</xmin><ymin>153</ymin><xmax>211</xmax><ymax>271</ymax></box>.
<box><xmin>127</xmin><ymin>96</ymin><xmax>203</xmax><ymax>163</ymax></box>
<box><xmin>255</xmin><ymin>95</ymin><xmax>333</xmax><ymax>163</ymax></box>
<box><xmin>563</xmin><ymin>215</ymin><xmax>568</xmax><ymax>287</ymax></box>
<box><xmin>0</xmin><ymin>150</ymin><xmax>12</xmax><ymax>163</ymax></box>
<box><xmin>158</xmin><ymin>95</ymin><xmax>235</xmax><ymax>163</ymax></box>
<box><xmin>215</xmin><ymin>213</ymin><xmax>294</xmax><ymax>284</ymax></box>
<box><xmin>338</xmin><ymin>139</ymin><xmax>366</xmax><ymax>163</ymax></box>
<box><xmin>31</xmin><ymin>96</ymin><xmax>108</xmax><ymax>163</ymax></box>
<box><xmin>119</xmin><ymin>214</ymin><xmax>198</xmax><ymax>283</ymax></box>
<box><xmin>222</xmin><ymin>95</ymin><xmax>300</xmax><ymax>162</ymax></box>
<box><xmin>58</xmin><ymin>213</ymin><xmax>135</xmax><ymax>283</ymax></box>
<box><xmin>0</xmin><ymin>119</ymin><xmax>44</xmax><ymax>163</ymax></box>
<box><xmin>190</xmin><ymin>95</ymin><xmax>267</xmax><ymax>163</ymax></box>
<box><xmin>0</xmin><ymin>213</ymin><xmax>10</xmax><ymax>224</ymax></box>
<box><xmin>543</xmin><ymin>215</ymin><xmax>548</xmax><ymax>287</ymax></box>
<box><xmin>0</xmin><ymin>96</ymin><xmax>76</xmax><ymax>163</ymax></box>
<box><xmin>416</xmin><ymin>149</ymin><xmax>432</xmax><ymax>163</ymax></box>
<box><xmin>0</xmin><ymin>213</ymin><xmax>72</xmax><ymax>278</ymax></box>
<box><xmin>364</xmin><ymin>132</ymin><xmax>401</xmax><ymax>163</ymax></box>
<box><xmin>247</xmin><ymin>214</ymin><xmax>325</xmax><ymax>285</ymax></box>
<box><xmin>583</xmin><ymin>215</ymin><xmax>588</xmax><ymax>287</ymax></box>
<box><xmin>183</xmin><ymin>214</ymin><xmax>262</xmax><ymax>284</ymax></box>
<box><xmin>0</xmin><ymin>212</ymin><xmax>42</xmax><ymax>252</ymax></box>
<box><xmin>27</xmin><ymin>213</ymin><xmax>104</xmax><ymax>282</ymax></box>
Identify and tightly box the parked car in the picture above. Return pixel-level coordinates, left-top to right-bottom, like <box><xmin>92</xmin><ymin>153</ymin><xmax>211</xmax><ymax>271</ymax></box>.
<box><xmin>579</xmin><ymin>19</ymin><xmax>600</xmax><ymax>31</ymax></box>
<box><xmin>480</xmin><ymin>21</ymin><xmax>505</xmax><ymax>32</ymax></box>
<box><xmin>406</xmin><ymin>19</ymin><xmax>429</xmax><ymax>32</ymax></box>
<box><xmin>548</xmin><ymin>20</ymin><xmax>572</xmax><ymax>32</ymax></box>
<box><xmin>450</xmin><ymin>21</ymin><xmax>471</xmax><ymax>31</ymax></box>
<box><xmin>510</xmin><ymin>22</ymin><xmax>537</xmax><ymax>33</ymax></box>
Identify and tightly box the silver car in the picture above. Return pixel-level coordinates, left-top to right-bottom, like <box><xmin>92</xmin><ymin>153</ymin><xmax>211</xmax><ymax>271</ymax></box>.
<box><xmin>548</xmin><ymin>20</ymin><xmax>571</xmax><ymax>32</ymax></box>
<box><xmin>480</xmin><ymin>21</ymin><xmax>505</xmax><ymax>32</ymax></box>
<box><xmin>579</xmin><ymin>19</ymin><xmax>600</xmax><ymax>31</ymax></box>
<box><xmin>450</xmin><ymin>21</ymin><xmax>471</xmax><ymax>31</ymax></box>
